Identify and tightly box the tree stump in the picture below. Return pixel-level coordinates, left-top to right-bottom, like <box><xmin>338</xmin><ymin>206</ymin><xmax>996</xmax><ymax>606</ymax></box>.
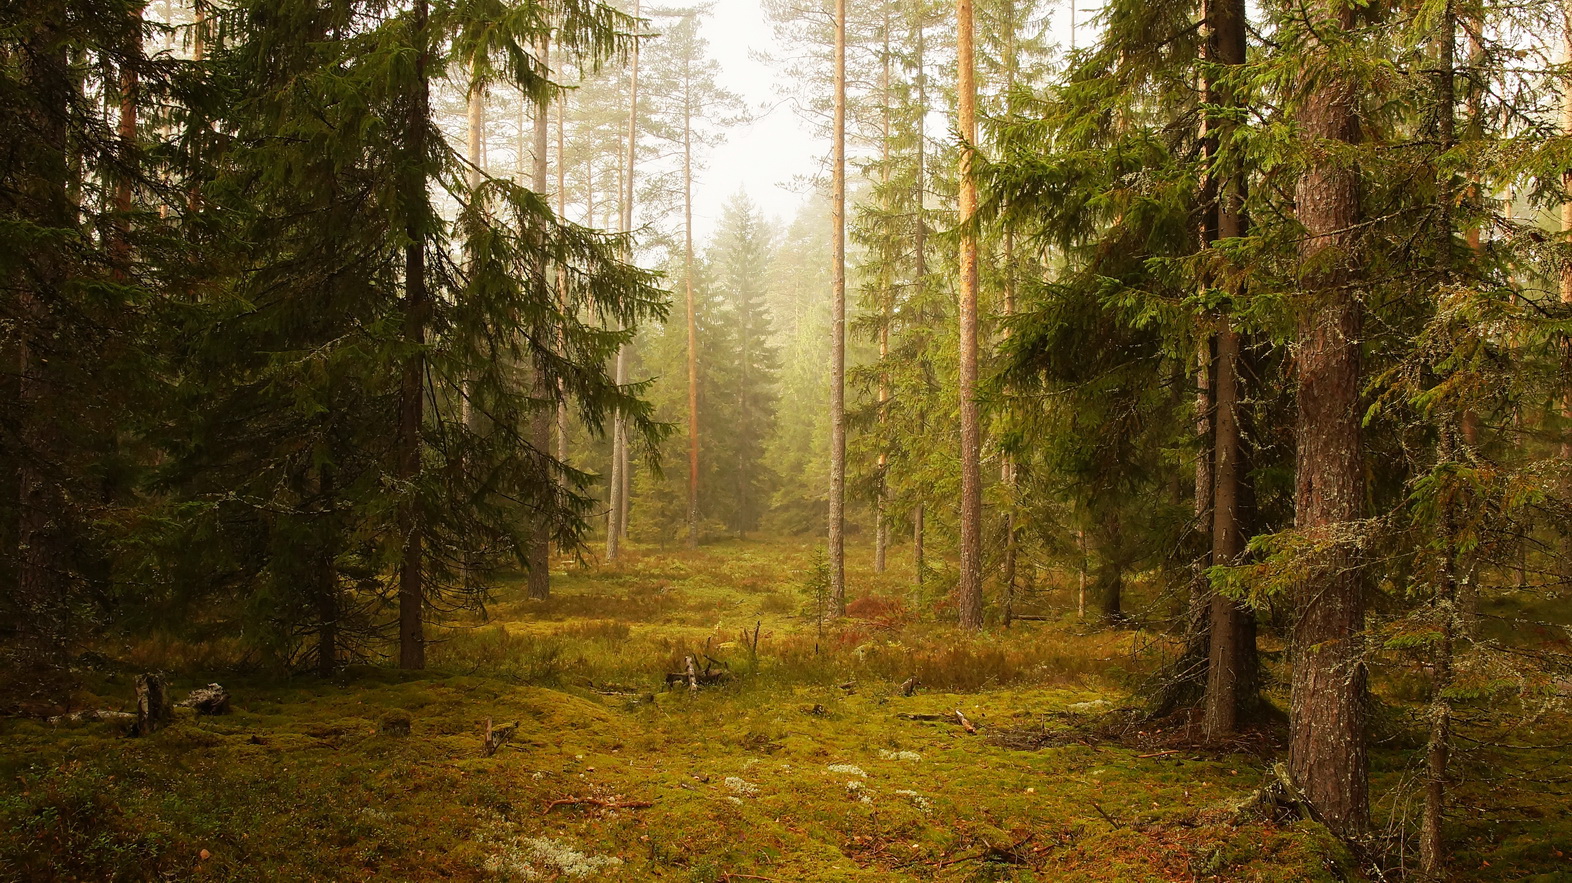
<box><xmin>181</xmin><ymin>683</ymin><xmax>231</xmax><ymax>715</ymax></box>
<box><xmin>133</xmin><ymin>673</ymin><xmax>172</xmax><ymax>736</ymax></box>
<box><xmin>483</xmin><ymin>718</ymin><xmax>517</xmax><ymax>756</ymax></box>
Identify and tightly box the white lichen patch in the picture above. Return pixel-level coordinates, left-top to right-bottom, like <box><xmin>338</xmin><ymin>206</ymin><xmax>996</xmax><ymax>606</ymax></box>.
<box><xmin>877</xmin><ymin>749</ymin><xmax>921</xmax><ymax>762</ymax></box>
<box><xmin>725</xmin><ymin>776</ymin><xmax>759</xmax><ymax>797</ymax></box>
<box><xmin>893</xmin><ymin>789</ymin><xmax>933</xmax><ymax>813</ymax></box>
<box><xmin>845</xmin><ymin>780</ymin><xmax>873</xmax><ymax>805</ymax></box>
<box><xmin>477</xmin><ymin>825</ymin><xmax>623</xmax><ymax>880</ymax></box>
<box><xmin>826</xmin><ymin>763</ymin><xmax>867</xmax><ymax>777</ymax></box>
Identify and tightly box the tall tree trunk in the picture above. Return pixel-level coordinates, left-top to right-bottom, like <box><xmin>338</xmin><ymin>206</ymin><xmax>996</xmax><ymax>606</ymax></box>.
<box><xmin>111</xmin><ymin>5</ymin><xmax>142</xmax><ymax>276</ymax></box>
<box><xmin>874</xmin><ymin>4</ymin><xmax>892</xmax><ymax>574</ymax></box>
<box><xmin>463</xmin><ymin>62</ymin><xmax>485</xmax><ymax>435</ymax></box>
<box><xmin>317</xmin><ymin>466</ymin><xmax>338</xmax><ymax>677</ymax></box>
<box><xmin>684</xmin><ymin>84</ymin><xmax>701</xmax><ymax>549</ymax></box>
<box><xmin>998</xmin><ymin>3</ymin><xmax>1019</xmax><ymax>627</ymax></box>
<box><xmin>608</xmin><ymin>15</ymin><xmax>640</xmax><ymax>561</ymax></box>
<box><xmin>911</xmin><ymin>14</ymin><xmax>927</xmax><ymax>598</ymax></box>
<box><xmin>828</xmin><ymin>0</ymin><xmax>847</xmax><ymax>615</ymax></box>
<box><xmin>1203</xmin><ymin>0</ymin><xmax>1252</xmax><ymax>741</ymax></box>
<box><xmin>1289</xmin><ymin>0</ymin><xmax>1368</xmax><ymax>835</ymax></box>
<box><xmin>398</xmin><ymin>0</ymin><xmax>432</xmax><ymax>670</ymax></box>
<box><xmin>556</xmin><ymin>82</ymin><xmax>570</xmax><ymax>472</ymax></box>
<box><xmin>527</xmin><ymin>35</ymin><xmax>552</xmax><ymax>601</ymax></box>
<box><xmin>955</xmin><ymin>0</ymin><xmax>983</xmax><ymax>630</ymax></box>
<box><xmin>1561</xmin><ymin>2</ymin><xmax>1572</xmax><ymax>463</ymax></box>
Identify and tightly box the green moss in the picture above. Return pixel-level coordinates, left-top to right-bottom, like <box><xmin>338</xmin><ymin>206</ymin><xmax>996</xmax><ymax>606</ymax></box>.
<box><xmin>1</xmin><ymin>537</ymin><xmax>1567</xmax><ymax>881</ymax></box>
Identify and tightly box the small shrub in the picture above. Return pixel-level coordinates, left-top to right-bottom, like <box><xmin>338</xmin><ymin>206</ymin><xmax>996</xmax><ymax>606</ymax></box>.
<box><xmin>846</xmin><ymin>594</ymin><xmax>909</xmax><ymax>628</ymax></box>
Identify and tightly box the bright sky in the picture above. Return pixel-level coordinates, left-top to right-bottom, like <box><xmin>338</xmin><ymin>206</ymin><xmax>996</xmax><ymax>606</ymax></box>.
<box><xmin>689</xmin><ymin>0</ymin><xmax>824</xmax><ymax>243</ymax></box>
<box><xmin>687</xmin><ymin>0</ymin><xmax>1091</xmax><ymax>244</ymax></box>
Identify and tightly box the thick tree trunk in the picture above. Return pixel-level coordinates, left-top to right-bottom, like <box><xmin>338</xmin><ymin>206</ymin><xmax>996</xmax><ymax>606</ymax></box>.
<box><xmin>955</xmin><ymin>0</ymin><xmax>983</xmax><ymax>631</ymax></box>
<box><xmin>1289</xmin><ymin>0</ymin><xmax>1368</xmax><ymax>835</ymax></box>
<box><xmin>397</xmin><ymin>0</ymin><xmax>432</xmax><ymax>671</ymax></box>
<box><xmin>527</xmin><ymin>36</ymin><xmax>552</xmax><ymax>602</ymax></box>
<box><xmin>828</xmin><ymin>0</ymin><xmax>848</xmax><ymax>615</ymax></box>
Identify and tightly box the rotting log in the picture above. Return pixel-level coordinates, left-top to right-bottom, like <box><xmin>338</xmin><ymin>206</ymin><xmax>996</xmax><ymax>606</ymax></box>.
<box><xmin>180</xmin><ymin>683</ymin><xmax>231</xmax><ymax>715</ymax></box>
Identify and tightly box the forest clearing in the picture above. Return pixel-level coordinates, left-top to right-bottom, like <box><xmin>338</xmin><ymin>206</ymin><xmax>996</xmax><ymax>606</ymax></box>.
<box><xmin>9</xmin><ymin>0</ymin><xmax>1572</xmax><ymax>879</ymax></box>
<box><xmin>3</xmin><ymin>538</ymin><xmax>1569</xmax><ymax>881</ymax></box>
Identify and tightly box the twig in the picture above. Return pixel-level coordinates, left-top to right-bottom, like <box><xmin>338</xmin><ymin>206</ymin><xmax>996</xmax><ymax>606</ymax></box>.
<box><xmin>542</xmin><ymin>797</ymin><xmax>653</xmax><ymax>814</ymax></box>
<box><xmin>1137</xmin><ymin>750</ymin><xmax>1178</xmax><ymax>758</ymax></box>
<box><xmin>1090</xmin><ymin>801</ymin><xmax>1121</xmax><ymax>829</ymax></box>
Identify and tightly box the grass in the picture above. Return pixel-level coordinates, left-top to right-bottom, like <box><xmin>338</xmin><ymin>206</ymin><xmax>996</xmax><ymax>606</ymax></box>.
<box><xmin>1</xmin><ymin>536</ymin><xmax>1568</xmax><ymax>881</ymax></box>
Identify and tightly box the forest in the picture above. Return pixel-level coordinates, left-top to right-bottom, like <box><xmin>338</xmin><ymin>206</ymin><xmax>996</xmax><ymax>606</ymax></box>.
<box><xmin>2</xmin><ymin>0</ymin><xmax>1571</xmax><ymax>879</ymax></box>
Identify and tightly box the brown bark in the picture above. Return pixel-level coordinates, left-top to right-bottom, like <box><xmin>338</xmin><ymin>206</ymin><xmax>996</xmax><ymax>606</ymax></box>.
<box><xmin>1288</xmin><ymin>0</ymin><xmax>1368</xmax><ymax>835</ymax></box>
<box><xmin>527</xmin><ymin>36</ymin><xmax>552</xmax><ymax>601</ymax></box>
<box><xmin>317</xmin><ymin>466</ymin><xmax>338</xmax><ymax>677</ymax></box>
<box><xmin>999</xmin><ymin>10</ymin><xmax>1018</xmax><ymax>627</ymax></box>
<box><xmin>1202</xmin><ymin>0</ymin><xmax>1252</xmax><ymax>741</ymax></box>
<box><xmin>828</xmin><ymin>0</ymin><xmax>847</xmax><ymax>614</ymax></box>
<box><xmin>910</xmin><ymin>18</ymin><xmax>927</xmax><ymax>599</ymax></box>
<box><xmin>1562</xmin><ymin>3</ymin><xmax>1572</xmax><ymax>462</ymax></box>
<box><xmin>398</xmin><ymin>0</ymin><xmax>432</xmax><ymax>670</ymax></box>
<box><xmin>111</xmin><ymin>5</ymin><xmax>142</xmax><ymax>275</ymax></box>
<box><xmin>955</xmin><ymin>0</ymin><xmax>983</xmax><ymax>631</ymax></box>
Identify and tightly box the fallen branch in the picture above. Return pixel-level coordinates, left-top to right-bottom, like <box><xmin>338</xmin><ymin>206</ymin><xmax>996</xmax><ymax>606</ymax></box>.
<box><xmin>954</xmin><ymin>709</ymin><xmax>977</xmax><ymax>734</ymax></box>
<box><xmin>935</xmin><ymin>832</ymin><xmax>1036</xmax><ymax>867</ymax></box>
<box><xmin>895</xmin><ymin>710</ymin><xmax>978</xmax><ymax>733</ymax></box>
<box><xmin>1137</xmin><ymin>750</ymin><xmax>1178</xmax><ymax>759</ymax></box>
<box><xmin>543</xmin><ymin>797</ymin><xmax>653</xmax><ymax>814</ymax></box>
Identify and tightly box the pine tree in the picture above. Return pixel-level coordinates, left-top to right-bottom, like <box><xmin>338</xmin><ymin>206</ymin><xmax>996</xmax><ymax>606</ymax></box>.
<box><xmin>708</xmin><ymin>192</ymin><xmax>781</xmax><ymax>535</ymax></box>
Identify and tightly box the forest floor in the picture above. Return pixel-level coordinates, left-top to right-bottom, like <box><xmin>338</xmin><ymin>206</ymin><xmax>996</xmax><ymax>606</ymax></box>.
<box><xmin>2</xmin><ymin>537</ymin><xmax>1568</xmax><ymax>882</ymax></box>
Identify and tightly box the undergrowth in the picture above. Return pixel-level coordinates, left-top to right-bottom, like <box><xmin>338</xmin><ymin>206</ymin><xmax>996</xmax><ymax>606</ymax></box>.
<box><xmin>0</xmin><ymin>536</ymin><xmax>1566</xmax><ymax>882</ymax></box>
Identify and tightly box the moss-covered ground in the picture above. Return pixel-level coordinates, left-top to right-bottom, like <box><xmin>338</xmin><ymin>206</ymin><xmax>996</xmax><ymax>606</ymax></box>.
<box><xmin>2</xmin><ymin>538</ymin><xmax>1568</xmax><ymax>881</ymax></box>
